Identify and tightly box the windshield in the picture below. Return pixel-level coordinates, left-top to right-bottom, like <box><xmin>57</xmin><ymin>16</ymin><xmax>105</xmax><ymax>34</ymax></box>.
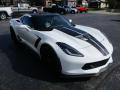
<box><xmin>52</xmin><ymin>15</ymin><xmax>73</xmax><ymax>27</ymax></box>
<box><xmin>32</xmin><ymin>15</ymin><xmax>73</xmax><ymax>31</ymax></box>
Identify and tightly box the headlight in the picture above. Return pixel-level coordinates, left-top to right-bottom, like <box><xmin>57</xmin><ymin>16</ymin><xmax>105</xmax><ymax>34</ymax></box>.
<box><xmin>57</xmin><ymin>42</ymin><xmax>84</xmax><ymax>57</ymax></box>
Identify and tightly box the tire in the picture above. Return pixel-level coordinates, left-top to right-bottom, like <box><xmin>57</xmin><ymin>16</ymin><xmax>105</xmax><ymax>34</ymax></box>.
<box><xmin>71</xmin><ymin>10</ymin><xmax>75</xmax><ymax>14</ymax></box>
<box><xmin>0</xmin><ymin>12</ymin><xmax>7</xmax><ymax>20</ymax></box>
<box><xmin>60</xmin><ymin>11</ymin><xmax>65</xmax><ymax>15</ymax></box>
<box><xmin>40</xmin><ymin>44</ymin><xmax>62</xmax><ymax>76</ymax></box>
<box><xmin>32</xmin><ymin>10</ymin><xmax>37</xmax><ymax>14</ymax></box>
<box><xmin>80</xmin><ymin>11</ymin><xmax>83</xmax><ymax>13</ymax></box>
<box><xmin>10</xmin><ymin>26</ymin><xmax>20</xmax><ymax>44</ymax></box>
<box><xmin>85</xmin><ymin>10</ymin><xmax>88</xmax><ymax>13</ymax></box>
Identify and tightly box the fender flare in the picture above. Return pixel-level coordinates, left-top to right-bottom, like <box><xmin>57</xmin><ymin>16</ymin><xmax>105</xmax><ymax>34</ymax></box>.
<box><xmin>40</xmin><ymin>43</ymin><xmax>62</xmax><ymax>72</ymax></box>
<box><xmin>0</xmin><ymin>11</ymin><xmax>8</xmax><ymax>16</ymax></box>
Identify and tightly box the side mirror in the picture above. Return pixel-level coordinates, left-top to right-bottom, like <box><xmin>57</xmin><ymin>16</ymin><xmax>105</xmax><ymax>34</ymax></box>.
<box><xmin>69</xmin><ymin>19</ymin><xmax>76</xmax><ymax>26</ymax></box>
<box><xmin>45</xmin><ymin>22</ymin><xmax>51</xmax><ymax>28</ymax></box>
<box><xmin>69</xmin><ymin>19</ymin><xmax>72</xmax><ymax>23</ymax></box>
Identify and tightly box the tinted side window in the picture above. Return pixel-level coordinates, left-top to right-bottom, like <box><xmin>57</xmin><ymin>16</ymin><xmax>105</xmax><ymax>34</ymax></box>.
<box><xmin>52</xmin><ymin>5</ymin><xmax>58</xmax><ymax>9</ymax></box>
<box><xmin>32</xmin><ymin>16</ymin><xmax>44</xmax><ymax>30</ymax></box>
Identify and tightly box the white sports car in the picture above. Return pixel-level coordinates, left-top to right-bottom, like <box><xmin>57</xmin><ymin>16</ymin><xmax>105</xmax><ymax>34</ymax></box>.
<box><xmin>9</xmin><ymin>13</ymin><xmax>113</xmax><ymax>77</ymax></box>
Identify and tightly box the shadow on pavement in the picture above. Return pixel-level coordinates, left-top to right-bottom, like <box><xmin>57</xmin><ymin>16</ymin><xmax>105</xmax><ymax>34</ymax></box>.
<box><xmin>0</xmin><ymin>34</ymin><xmax>90</xmax><ymax>83</ymax></box>
<box><xmin>111</xmin><ymin>19</ymin><xmax>120</xmax><ymax>22</ymax></box>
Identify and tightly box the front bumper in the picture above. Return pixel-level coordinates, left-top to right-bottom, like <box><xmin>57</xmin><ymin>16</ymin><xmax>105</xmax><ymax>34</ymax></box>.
<box><xmin>60</xmin><ymin>55</ymin><xmax>113</xmax><ymax>76</ymax></box>
<box><xmin>61</xmin><ymin>62</ymin><xmax>112</xmax><ymax>78</ymax></box>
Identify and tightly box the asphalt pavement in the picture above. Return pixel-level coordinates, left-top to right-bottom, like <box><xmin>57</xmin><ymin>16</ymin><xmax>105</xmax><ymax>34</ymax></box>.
<box><xmin>0</xmin><ymin>13</ymin><xmax>120</xmax><ymax>90</ymax></box>
<box><xmin>88</xmin><ymin>10</ymin><xmax>120</xmax><ymax>15</ymax></box>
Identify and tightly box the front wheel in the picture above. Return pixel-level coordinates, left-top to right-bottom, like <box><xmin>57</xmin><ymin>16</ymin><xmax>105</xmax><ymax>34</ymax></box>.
<box><xmin>40</xmin><ymin>45</ymin><xmax>62</xmax><ymax>76</ymax></box>
<box><xmin>71</xmin><ymin>10</ymin><xmax>75</xmax><ymax>14</ymax></box>
<box><xmin>0</xmin><ymin>12</ymin><xmax>7</xmax><ymax>20</ymax></box>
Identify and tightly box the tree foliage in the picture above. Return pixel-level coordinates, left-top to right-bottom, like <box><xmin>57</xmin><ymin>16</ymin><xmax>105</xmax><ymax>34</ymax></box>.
<box><xmin>77</xmin><ymin>0</ymin><xmax>82</xmax><ymax>5</ymax></box>
<box><xmin>28</xmin><ymin>0</ymin><xmax>44</xmax><ymax>6</ymax></box>
<box><xmin>107</xmin><ymin>0</ymin><xmax>117</xmax><ymax>8</ymax></box>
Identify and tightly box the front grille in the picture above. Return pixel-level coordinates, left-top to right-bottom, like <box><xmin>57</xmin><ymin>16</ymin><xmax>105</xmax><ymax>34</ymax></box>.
<box><xmin>82</xmin><ymin>58</ymin><xmax>109</xmax><ymax>70</ymax></box>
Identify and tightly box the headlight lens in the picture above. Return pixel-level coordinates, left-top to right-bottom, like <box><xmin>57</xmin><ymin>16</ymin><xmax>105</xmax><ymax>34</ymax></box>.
<box><xmin>57</xmin><ymin>42</ymin><xmax>84</xmax><ymax>57</ymax></box>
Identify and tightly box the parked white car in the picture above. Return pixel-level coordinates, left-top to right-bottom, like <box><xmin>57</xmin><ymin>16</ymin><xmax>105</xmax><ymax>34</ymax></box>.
<box><xmin>9</xmin><ymin>13</ymin><xmax>113</xmax><ymax>77</ymax></box>
<box><xmin>12</xmin><ymin>3</ymin><xmax>38</xmax><ymax>13</ymax></box>
<box><xmin>0</xmin><ymin>7</ymin><xmax>13</xmax><ymax>20</ymax></box>
<box><xmin>63</xmin><ymin>5</ymin><xmax>78</xmax><ymax>14</ymax></box>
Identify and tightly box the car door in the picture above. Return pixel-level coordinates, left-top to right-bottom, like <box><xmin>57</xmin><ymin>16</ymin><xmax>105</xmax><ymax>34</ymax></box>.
<box><xmin>21</xmin><ymin>4</ymin><xmax>31</xmax><ymax>12</ymax></box>
<box><xmin>18</xmin><ymin>16</ymin><xmax>40</xmax><ymax>52</ymax></box>
<box><xmin>12</xmin><ymin>5</ymin><xmax>18</xmax><ymax>12</ymax></box>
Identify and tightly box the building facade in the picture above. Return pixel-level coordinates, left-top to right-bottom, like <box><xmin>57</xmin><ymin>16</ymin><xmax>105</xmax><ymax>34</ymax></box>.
<box><xmin>0</xmin><ymin>0</ymin><xmax>76</xmax><ymax>6</ymax></box>
<box><xmin>67</xmin><ymin>0</ymin><xmax>77</xmax><ymax>7</ymax></box>
<box><xmin>0</xmin><ymin>0</ymin><xmax>28</xmax><ymax>6</ymax></box>
<box><xmin>0</xmin><ymin>0</ymin><xmax>12</xmax><ymax>6</ymax></box>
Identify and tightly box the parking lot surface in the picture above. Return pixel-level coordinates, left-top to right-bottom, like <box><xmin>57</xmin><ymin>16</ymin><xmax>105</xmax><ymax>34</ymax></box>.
<box><xmin>0</xmin><ymin>13</ymin><xmax>120</xmax><ymax>90</ymax></box>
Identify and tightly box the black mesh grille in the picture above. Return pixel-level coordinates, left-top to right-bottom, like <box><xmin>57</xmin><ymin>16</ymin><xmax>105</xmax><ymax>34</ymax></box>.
<box><xmin>82</xmin><ymin>58</ymin><xmax>109</xmax><ymax>70</ymax></box>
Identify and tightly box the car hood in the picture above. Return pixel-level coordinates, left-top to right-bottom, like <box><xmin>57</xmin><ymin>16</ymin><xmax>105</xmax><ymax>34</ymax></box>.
<box><xmin>51</xmin><ymin>25</ymin><xmax>105</xmax><ymax>46</ymax></box>
<box><xmin>75</xmin><ymin>25</ymin><xmax>104</xmax><ymax>42</ymax></box>
<box><xmin>38</xmin><ymin>25</ymin><xmax>112</xmax><ymax>57</ymax></box>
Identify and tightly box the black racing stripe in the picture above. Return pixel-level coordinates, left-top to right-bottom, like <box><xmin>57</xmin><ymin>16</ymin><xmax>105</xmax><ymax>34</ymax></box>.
<box><xmin>89</xmin><ymin>35</ymin><xmax>109</xmax><ymax>56</ymax></box>
<box><xmin>56</xmin><ymin>27</ymin><xmax>80</xmax><ymax>36</ymax></box>
<box><xmin>87</xmin><ymin>38</ymin><xmax>109</xmax><ymax>56</ymax></box>
<box><xmin>34</xmin><ymin>37</ymin><xmax>41</xmax><ymax>48</ymax></box>
<box><xmin>55</xmin><ymin>26</ymin><xmax>109</xmax><ymax>56</ymax></box>
<box><xmin>83</xmin><ymin>33</ymin><xmax>109</xmax><ymax>56</ymax></box>
<box><xmin>70</xmin><ymin>27</ymin><xmax>109</xmax><ymax>55</ymax></box>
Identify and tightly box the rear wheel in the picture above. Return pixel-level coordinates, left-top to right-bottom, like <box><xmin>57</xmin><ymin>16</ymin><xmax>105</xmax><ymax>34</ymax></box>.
<box><xmin>40</xmin><ymin>45</ymin><xmax>62</xmax><ymax>76</ymax></box>
<box><xmin>0</xmin><ymin>12</ymin><xmax>7</xmax><ymax>20</ymax></box>
<box><xmin>10</xmin><ymin>26</ymin><xmax>21</xmax><ymax>44</ymax></box>
<box><xmin>32</xmin><ymin>10</ymin><xmax>38</xmax><ymax>14</ymax></box>
<box><xmin>80</xmin><ymin>11</ymin><xmax>83</xmax><ymax>13</ymax></box>
<box><xmin>85</xmin><ymin>10</ymin><xmax>88</xmax><ymax>13</ymax></box>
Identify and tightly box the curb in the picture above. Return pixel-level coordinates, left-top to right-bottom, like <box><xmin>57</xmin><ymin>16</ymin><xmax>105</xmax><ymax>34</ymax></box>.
<box><xmin>88</xmin><ymin>11</ymin><xmax>120</xmax><ymax>15</ymax></box>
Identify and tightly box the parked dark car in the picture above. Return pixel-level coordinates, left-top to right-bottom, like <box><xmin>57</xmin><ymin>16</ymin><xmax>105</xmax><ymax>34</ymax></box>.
<box><xmin>43</xmin><ymin>4</ymin><xmax>66</xmax><ymax>14</ymax></box>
